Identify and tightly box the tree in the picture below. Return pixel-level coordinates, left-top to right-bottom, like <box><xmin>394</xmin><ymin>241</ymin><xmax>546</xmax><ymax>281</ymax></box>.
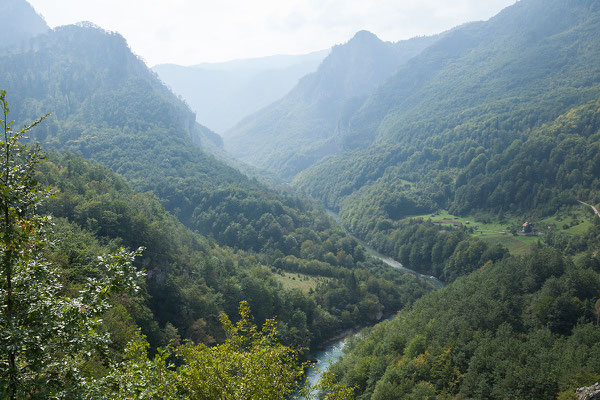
<box><xmin>0</xmin><ymin>91</ymin><xmax>144</xmax><ymax>399</ymax></box>
<box><xmin>104</xmin><ymin>301</ymin><xmax>306</xmax><ymax>399</ymax></box>
<box><xmin>103</xmin><ymin>301</ymin><xmax>355</xmax><ymax>400</ymax></box>
<box><xmin>179</xmin><ymin>301</ymin><xmax>306</xmax><ymax>399</ymax></box>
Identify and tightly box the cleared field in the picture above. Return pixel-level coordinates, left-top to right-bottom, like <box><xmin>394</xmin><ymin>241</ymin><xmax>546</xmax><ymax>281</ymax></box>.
<box><xmin>272</xmin><ymin>271</ymin><xmax>329</xmax><ymax>293</ymax></box>
<box><xmin>479</xmin><ymin>235</ymin><xmax>539</xmax><ymax>256</ymax></box>
<box><xmin>409</xmin><ymin>206</ymin><xmax>597</xmax><ymax>256</ymax></box>
<box><xmin>417</xmin><ymin>210</ymin><xmax>510</xmax><ymax>232</ymax></box>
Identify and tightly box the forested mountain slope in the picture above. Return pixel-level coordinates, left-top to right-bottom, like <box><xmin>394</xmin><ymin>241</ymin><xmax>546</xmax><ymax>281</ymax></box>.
<box><xmin>0</xmin><ymin>10</ymin><xmax>435</xmax><ymax>352</ymax></box>
<box><xmin>226</xmin><ymin>31</ymin><xmax>439</xmax><ymax>179</ymax></box>
<box><xmin>0</xmin><ymin>0</ymin><xmax>48</xmax><ymax>49</ymax></box>
<box><xmin>0</xmin><ymin>23</ymin><xmax>311</xmax><ymax>251</ymax></box>
<box><xmin>329</xmin><ymin>245</ymin><xmax>600</xmax><ymax>399</ymax></box>
<box><xmin>294</xmin><ymin>0</ymin><xmax>600</xmax><ymax>247</ymax></box>
<box><xmin>153</xmin><ymin>50</ymin><xmax>328</xmax><ymax>133</ymax></box>
<box><xmin>38</xmin><ymin>152</ymin><xmax>430</xmax><ymax>352</ymax></box>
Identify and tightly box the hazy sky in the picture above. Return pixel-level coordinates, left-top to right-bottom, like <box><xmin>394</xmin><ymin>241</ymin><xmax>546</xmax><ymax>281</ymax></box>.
<box><xmin>28</xmin><ymin>0</ymin><xmax>517</xmax><ymax>66</ymax></box>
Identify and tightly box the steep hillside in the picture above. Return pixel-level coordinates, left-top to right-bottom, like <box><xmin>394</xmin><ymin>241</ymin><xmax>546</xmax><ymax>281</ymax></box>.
<box><xmin>0</xmin><ymin>0</ymin><xmax>48</xmax><ymax>49</ymax></box>
<box><xmin>226</xmin><ymin>31</ymin><xmax>439</xmax><ymax>179</ymax></box>
<box><xmin>37</xmin><ymin>152</ymin><xmax>430</xmax><ymax>351</ymax></box>
<box><xmin>328</xmin><ymin>246</ymin><xmax>600</xmax><ymax>399</ymax></box>
<box><xmin>0</xmin><ymin>16</ymin><xmax>435</xmax><ymax>351</ymax></box>
<box><xmin>294</xmin><ymin>0</ymin><xmax>600</xmax><ymax>257</ymax></box>
<box><xmin>0</xmin><ymin>23</ymin><xmax>285</xmax><ymax>238</ymax></box>
<box><xmin>153</xmin><ymin>50</ymin><xmax>327</xmax><ymax>133</ymax></box>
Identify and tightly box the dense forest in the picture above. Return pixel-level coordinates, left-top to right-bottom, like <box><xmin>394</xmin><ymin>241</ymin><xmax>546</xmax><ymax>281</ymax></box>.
<box><xmin>328</xmin><ymin>241</ymin><xmax>600</xmax><ymax>399</ymax></box>
<box><xmin>0</xmin><ymin>94</ymin><xmax>426</xmax><ymax>398</ymax></box>
<box><xmin>38</xmin><ymin>136</ymin><xmax>432</xmax><ymax>352</ymax></box>
<box><xmin>3</xmin><ymin>0</ymin><xmax>600</xmax><ymax>398</ymax></box>
<box><xmin>287</xmin><ymin>0</ymin><xmax>600</xmax><ymax>398</ymax></box>
<box><xmin>295</xmin><ymin>0</ymin><xmax>600</xmax><ymax>208</ymax></box>
<box><xmin>0</xmin><ymin>7</ymin><xmax>434</xmax><ymax>397</ymax></box>
<box><xmin>289</xmin><ymin>0</ymin><xmax>600</xmax><ymax>278</ymax></box>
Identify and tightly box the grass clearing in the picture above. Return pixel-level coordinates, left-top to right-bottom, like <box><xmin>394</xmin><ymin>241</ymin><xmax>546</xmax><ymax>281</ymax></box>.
<box><xmin>408</xmin><ymin>206</ymin><xmax>598</xmax><ymax>256</ymax></box>
<box><xmin>415</xmin><ymin>210</ymin><xmax>511</xmax><ymax>232</ymax></box>
<box><xmin>273</xmin><ymin>271</ymin><xmax>328</xmax><ymax>293</ymax></box>
<box><xmin>478</xmin><ymin>234</ymin><xmax>540</xmax><ymax>256</ymax></box>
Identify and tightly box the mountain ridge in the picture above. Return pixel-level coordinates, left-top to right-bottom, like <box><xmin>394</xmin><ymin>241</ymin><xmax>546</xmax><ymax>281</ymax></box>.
<box><xmin>153</xmin><ymin>50</ymin><xmax>328</xmax><ymax>133</ymax></box>
<box><xmin>225</xmin><ymin>30</ymin><xmax>440</xmax><ymax>180</ymax></box>
<box><xmin>294</xmin><ymin>0</ymin><xmax>600</xmax><ymax>220</ymax></box>
<box><xmin>0</xmin><ymin>0</ymin><xmax>49</xmax><ymax>49</ymax></box>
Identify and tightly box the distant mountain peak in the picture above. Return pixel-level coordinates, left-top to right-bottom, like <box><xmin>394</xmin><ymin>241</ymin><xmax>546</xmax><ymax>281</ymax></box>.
<box><xmin>0</xmin><ymin>0</ymin><xmax>49</xmax><ymax>48</ymax></box>
<box><xmin>225</xmin><ymin>30</ymin><xmax>439</xmax><ymax>179</ymax></box>
<box><xmin>344</xmin><ymin>30</ymin><xmax>383</xmax><ymax>48</ymax></box>
<box><xmin>350</xmin><ymin>30</ymin><xmax>379</xmax><ymax>42</ymax></box>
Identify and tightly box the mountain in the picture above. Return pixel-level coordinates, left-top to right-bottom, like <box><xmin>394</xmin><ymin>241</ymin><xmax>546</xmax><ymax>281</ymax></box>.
<box><xmin>0</xmin><ymin>0</ymin><xmax>49</xmax><ymax>48</ymax></box>
<box><xmin>0</xmin><ymin>12</ymin><xmax>434</xmax><ymax>353</ymax></box>
<box><xmin>294</xmin><ymin>0</ymin><xmax>600</xmax><ymax>252</ymax></box>
<box><xmin>152</xmin><ymin>50</ymin><xmax>328</xmax><ymax>133</ymax></box>
<box><xmin>0</xmin><ymin>21</ymin><xmax>304</xmax><ymax>250</ymax></box>
<box><xmin>225</xmin><ymin>31</ymin><xmax>439</xmax><ymax>180</ymax></box>
<box><xmin>2</xmin><ymin>0</ymin><xmax>600</xmax><ymax>397</ymax></box>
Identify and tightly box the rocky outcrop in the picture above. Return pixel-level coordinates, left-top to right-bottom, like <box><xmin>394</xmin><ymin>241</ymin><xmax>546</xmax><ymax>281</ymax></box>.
<box><xmin>577</xmin><ymin>383</ymin><xmax>600</xmax><ymax>400</ymax></box>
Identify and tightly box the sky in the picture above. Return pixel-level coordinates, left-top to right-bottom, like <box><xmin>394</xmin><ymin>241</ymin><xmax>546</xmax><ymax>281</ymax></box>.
<box><xmin>27</xmin><ymin>0</ymin><xmax>517</xmax><ymax>67</ymax></box>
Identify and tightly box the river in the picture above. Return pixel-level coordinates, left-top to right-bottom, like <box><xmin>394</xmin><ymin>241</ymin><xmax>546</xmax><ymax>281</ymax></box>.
<box><xmin>298</xmin><ymin>209</ymin><xmax>445</xmax><ymax>398</ymax></box>
<box><xmin>303</xmin><ymin>337</ymin><xmax>348</xmax><ymax>394</ymax></box>
<box><xmin>325</xmin><ymin>209</ymin><xmax>444</xmax><ymax>289</ymax></box>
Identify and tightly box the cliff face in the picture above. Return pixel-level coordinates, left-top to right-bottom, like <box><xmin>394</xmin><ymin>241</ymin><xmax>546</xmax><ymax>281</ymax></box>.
<box><xmin>577</xmin><ymin>383</ymin><xmax>600</xmax><ymax>400</ymax></box>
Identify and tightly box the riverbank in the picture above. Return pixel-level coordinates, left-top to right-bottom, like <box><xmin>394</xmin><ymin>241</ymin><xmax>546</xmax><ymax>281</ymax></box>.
<box><xmin>295</xmin><ymin>208</ymin><xmax>448</xmax><ymax>398</ymax></box>
<box><xmin>325</xmin><ymin>208</ymin><xmax>445</xmax><ymax>289</ymax></box>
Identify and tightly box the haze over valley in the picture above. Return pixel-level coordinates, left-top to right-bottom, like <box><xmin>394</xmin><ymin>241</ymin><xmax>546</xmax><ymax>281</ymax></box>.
<box><xmin>2</xmin><ymin>0</ymin><xmax>600</xmax><ymax>399</ymax></box>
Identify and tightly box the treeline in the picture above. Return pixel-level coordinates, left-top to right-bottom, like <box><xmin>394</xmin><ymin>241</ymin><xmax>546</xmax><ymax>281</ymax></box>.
<box><xmin>366</xmin><ymin>220</ymin><xmax>507</xmax><ymax>282</ymax></box>
<box><xmin>294</xmin><ymin>95</ymin><xmax>600</xmax><ymax>276</ymax></box>
<box><xmin>299</xmin><ymin>97</ymin><xmax>600</xmax><ymax>231</ymax></box>
<box><xmin>339</xmin><ymin>190</ymin><xmax>508</xmax><ymax>282</ymax></box>
<box><xmin>544</xmin><ymin>219</ymin><xmax>600</xmax><ymax>255</ymax></box>
<box><xmin>0</xmin><ymin>23</ymin><xmax>391</xmax><ymax>272</ymax></box>
<box><xmin>329</xmin><ymin>245</ymin><xmax>600</xmax><ymax>399</ymax></box>
<box><xmin>0</xmin><ymin>90</ymin><xmax>413</xmax><ymax>398</ymax></box>
<box><xmin>451</xmin><ymin>99</ymin><xmax>600</xmax><ymax>215</ymax></box>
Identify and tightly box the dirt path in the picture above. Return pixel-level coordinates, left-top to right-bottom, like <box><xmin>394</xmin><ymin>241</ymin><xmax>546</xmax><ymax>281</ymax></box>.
<box><xmin>578</xmin><ymin>200</ymin><xmax>600</xmax><ymax>218</ymax></box>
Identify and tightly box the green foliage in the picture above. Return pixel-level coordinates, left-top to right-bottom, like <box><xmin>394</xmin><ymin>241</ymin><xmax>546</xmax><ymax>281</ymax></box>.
<box><xmin>1</xmin><ymin>23</ymin><xmax>346</xmax><ymax>260</ymax></box>
<box><xmin>0</xmin><ymin>92</ymin><xmax>360</xmax><ymax>399</ymax></box>
<box><xmin>293</xmin><ymin>0</ymin><xmax>600</xmax><ymax>265</ymax></box>
<box><xmin>100</xmin><ymin>337</ymin><xmax>182</xmax><ymax>399</ymax></box>
<box><xmin>102</xmin><ymin>301</ymin><xmax>354</xmax><ymax>400</ymax></box>
<box><xmin>336</xmin><ymin>215</ymin><xmax>508</xmax><ymax>282</ymax></box>
<box><xmin>328</xmin><ymin>247</ymin><xmax>600</xmax><ymax>399</ymax></box>
<box><xmin>0</xmin><ymin>92</ymin><xmax>144</xmax><ymax>399</ymax></box>
<box><xmin>177</xmin><ymin>301</ymin><xmax>304</xmax><ymax>399</ymax></box>
<box><xmin>0</xmin><ymin>17</ymin><xmax>436</xmax><ymax>352</ymax></box>
<box><xmin>32</xmin><ymin>150</ymin><xmax>432</xmax><ymax>352</ymax></box>
<box><xmin>0</xmin><ymin>25</ymin><xmax>431</xmax><ymax>350</ymax></box>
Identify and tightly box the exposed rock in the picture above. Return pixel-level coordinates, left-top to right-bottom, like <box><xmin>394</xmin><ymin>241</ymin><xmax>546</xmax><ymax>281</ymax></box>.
<box><xmin>576</xmin><ymin>383</ymin><xmax>600</xmax><ymax>400</ymax></box>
